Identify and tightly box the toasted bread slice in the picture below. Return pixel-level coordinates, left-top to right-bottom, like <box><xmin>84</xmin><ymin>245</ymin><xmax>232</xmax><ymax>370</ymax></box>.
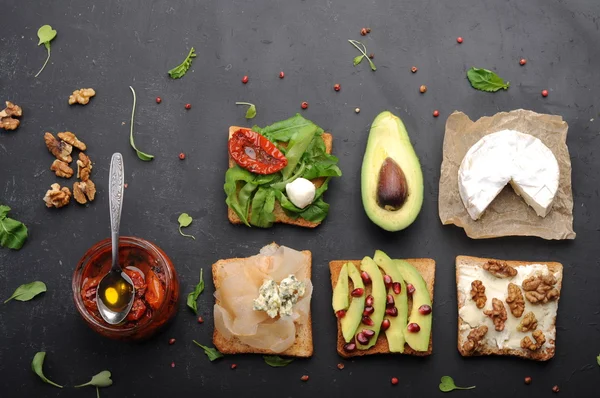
<box><xmin>227</xmin><ymin>126</ymin><xmax>333</xmax><ymax>228</ymax></box>
<box><xmin>456</xmin><ymin>255</ymin><xmax>563</xmax><ymax>361</ymax></box>
<box><xmin>329</xmin><ymin>258</ymin><xmax>435</xmax><ymax>358</ymax></box>
<box><xmin>212</xmin><ymin>248</ymin><xmax>313</xmax><ymax>358</ymax></box>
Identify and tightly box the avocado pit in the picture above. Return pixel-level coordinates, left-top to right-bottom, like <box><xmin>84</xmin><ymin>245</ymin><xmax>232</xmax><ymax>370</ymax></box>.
<box><xmin>376</xmin><ymin>157</ymin><xmax>408</xmax><ymax>211</ymax></box>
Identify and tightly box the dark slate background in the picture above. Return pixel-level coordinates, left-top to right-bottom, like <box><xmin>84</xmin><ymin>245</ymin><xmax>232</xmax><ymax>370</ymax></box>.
<box><xmin>1</xmin><ymin>0</ymin><xmax>599</xmax><ymax>397</ymax></box>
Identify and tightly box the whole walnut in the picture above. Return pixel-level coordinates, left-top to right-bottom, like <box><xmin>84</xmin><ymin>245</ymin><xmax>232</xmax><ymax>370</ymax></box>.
<box><xmin>522</xmin><ymin>273</ymin><xmax>559</xmax><ymax>304</ymax></box>
<box><xmin>517</xmin><ymin>312</ymin><xmax>538</xmax><ymax>332</ymax></box>
<box><xmin>483</xmin><ymin>298</ymin><xmax>508</xmax><ymax>331</ymax></box>
<box><xmin>43</xmin><ymin>183</ymin><xmax>71</xmax><ymax>208</ymax></box>
<box><xmin>470</xmin><ymin>280</ymin><xmax>487</xmax><ymax>309</ymax></box>
<box><xmin>462</xmin><ymin>325</ymin><xmax>488</xmax><ymax>354</ymax></box>
<box><xmin>483</xmin><ymin>260</ymin><xmax>517</xmax><ymax>278</ymax></box>
<box><xmin>506</xmin><ymin>283</ymin><xmax>525</xmax><ymax>318</ymax></box>
<box><xmin>520</xmin><ymin>330</ymin><xmax>546</xmax><ymax>351</ymax></box>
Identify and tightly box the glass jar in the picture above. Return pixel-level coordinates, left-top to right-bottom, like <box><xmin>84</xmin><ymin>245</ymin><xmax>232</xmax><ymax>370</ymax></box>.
<box><xmin>72</xmin><ymin>236</ymin><xmax>179</xmax><ymax>341</ymax></box>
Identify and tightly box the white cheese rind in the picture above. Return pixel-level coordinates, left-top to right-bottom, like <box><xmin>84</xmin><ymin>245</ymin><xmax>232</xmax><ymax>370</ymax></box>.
<box><xmin>458</xmin><ymin>130</ymin><xmax>560</xmax><ymax>220</ymax></box>
<box><xmin>457</xmin><ymin>264</ymin><xmax>558</xmax><ymax>351</ymax></box>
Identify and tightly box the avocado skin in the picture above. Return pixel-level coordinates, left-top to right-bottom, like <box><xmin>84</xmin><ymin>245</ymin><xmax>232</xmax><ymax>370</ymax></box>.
<box><xmin>361</xmin><ymin>111</ymin><xmax>424</xmax><ymax>231</ymax></box>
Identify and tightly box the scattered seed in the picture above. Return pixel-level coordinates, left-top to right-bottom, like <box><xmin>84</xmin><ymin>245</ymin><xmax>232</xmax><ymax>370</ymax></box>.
<box><xmin>369</xmin><ymin>53</ymin><xmax>374</xmax><ymax>59</ymax></box>
<box><xmin>279</xmin><ymin>71</ymin><xmax>285</xmax><ymax>79</ymax></box>
<box><xmin>542</xmin><ymin>89</ymin><xmax>549</xmax><ymax>97</ymax></box>
<box><xmin>123</xmin><ymin>183</ymin><xmax>128</xmax><ymax>189</ymax></box>
<box><xmin>360</xmin><ymin>28</ymin><xmax>368</xmax><ymax>36</ymax></box>
<box><xmin>231</xmin><ymin>364</ymin><xmax>237</xmax><ymax>370</ymax></box>
<box><xmin>433</xmin><ymin>110</ymin><xmax>440</xmax><ymax>118</ymax></box>
<box><xmin>524</xmin><ymin>376</ymin><xmax>532</xmax><ymax>385</ymax></box>
<box><xmin>179</xmin><ymin>153</ymin><xmax>185</xmax><ymax>160</ymax></box>
<box><xmin>419</xmin><ymin>85</ymin><xmax>427</xmax><ymax>93</ymax></box>
<box><xmin>301</xmin><ymin>375</ymin><xmax>309</xmax><ymax>382</ymax></box>
<box><xmin>391</xmin><ymin>377</ymin><xmax>399</xmax><ymax>385</ymax></box>
<box><xmin>411</xmin><ymin>66</ymin><xmax>418</xmax><ymax>73</ymax></box>
<box><xmin>242</xmin><ymin>75</ymin><xmax>249</xmax><ymax>84</ymax></box>
<box><xmin>333</xmin><ymin>83</ymin><xmax>341</xmax><ymax>92</ymax></box>
<box><xmin>171</xmin><ymin>362</ymin><xmax>175</xmax><ymax>368</ymax></box>
<box><xmin>366</xmin><ymin>28</ymin><xmax>371</xmax><ymax>33</ymax></box>
<box><xmin>198</xmin><ymin>316</ymin><xmax>204</xmax><ymax>323</ymax></box>
<box><xmin>552</xmin><ymin>385</ymin><xmax>560</xmax><ymax>393</ymax></box>
<box><xmin>168</xmin><ymin>338</ymin><xmax>176</xmax><ymax>345</ymax></box>
<box><xmin>156</xmin><ymin>97</ymin><xmax>162</xmax><ymax>104</ymax></box>
<box><xmin>301</xmin><ymin>101</ymin><xmax>309</xmax><ymax>110</ymax></box>
<box><xmin>337</xmin><ymin>363</ymin><xmax>345</xmax><ymax>370</ymax></box>
<box><xmin>355</xmin><ymin>107</ymin><xmax>360</xmax><ymax>113</ymax></box>
<box><xmin>185</xmin><ymin>103</ymin><xmax>191</xmax><ymax>110</ymax></box>
<box><xmin>457</xmin><ymin>36</ymin><xmax>463</xmax><ymax>43</ymax></box>
<box><xmin>519</xmin><ymin>58</ymin><xmax>527</xmax><ymax>66</ymax></box>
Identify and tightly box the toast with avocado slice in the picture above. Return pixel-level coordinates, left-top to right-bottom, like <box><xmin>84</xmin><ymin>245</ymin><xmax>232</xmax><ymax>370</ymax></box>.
<box><xmin>329</xmin><ymin>252</ymin><xmax>435</xmax><ymax>358</ymax></box>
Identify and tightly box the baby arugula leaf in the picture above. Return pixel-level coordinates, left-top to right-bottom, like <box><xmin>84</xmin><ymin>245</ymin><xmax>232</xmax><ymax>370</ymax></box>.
<box><xmin>0</xmin><ymin>205</ymin><xmax>28</xmax><ymax>250</ymax></box>
<box><xmin>439</xmin><ymin>376</ymin><xmax>475</xmax><ymax>392</ymax></box>
<box><xmin>178</xmin><ymin>213</ymin><xmax>195</xmax><ymax>240</ymax></box>
<box><xmin>466</xmin><ymin>67</ymin><xmax>510</xmax><ymax>92</ymax></box>
<box><xmin>75</xmin><ymin>370</ymin><xmax>113</xmax><ymax>388</ymax></box>
<box><xmin>353</xmin><ymin>55</ymin><xmax>364</xmax><ymax>66</ymax></box>
<box><xmin>4</xmin><ymin>281</ymin><xmax>46</xmax><ymax>303</ymax></box>
<box><xmin>168</xmin><ymin>47</ymin><xmax>197</xmax><ymax>79</ymax></box>
<box><xmin>263</xmin><ymin>355</ymin><xmax>294</xmax><ymax>367</ymax></box>
<box><xmin>31</xmin><ymin>352</ymin><xmax>63</xmax><ymax>388</ymax></box>
<box><xmin>348</xmin><ymin>40</ymin><xmax>376</xmax><ymax>71</ymax></box>
<box><xmin>235</xmin><ymin>102</ymin><xmax>257</xmax><ymax>119</ymax></box>
<box><xmin>35</xmin><ymin>25</ymin><xmax>57</xmax><ymax>78</ymax></box>
<box><xmin>128</xmin><ymin>86</ymin><xmax>154</xmax><ymax>161</ymax></box>
<box><xmin>192</xmin><ymin>340</ymin><xmax>224</xmax><ymax>361</ymax></box>
<box><xmin>597</xmin><ymin>354</ymin><xmax>600</xmax><ymax>366</ymax></box>
<box><xmin>186</xmin><ymin>268</ymin><xmax>204</xmax><ymax>314</ymax></box>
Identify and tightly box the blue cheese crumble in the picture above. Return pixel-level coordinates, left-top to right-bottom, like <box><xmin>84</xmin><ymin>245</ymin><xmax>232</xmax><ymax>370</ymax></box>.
<box><xmin>253</xmin><ymin>275</ymin><xmax>306</xmax><ymax>318</ymax></box>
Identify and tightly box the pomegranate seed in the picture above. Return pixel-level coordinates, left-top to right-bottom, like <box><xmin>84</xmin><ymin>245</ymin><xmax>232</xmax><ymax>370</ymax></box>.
<box><xmin>168</xmin><ymin>338</ymin><xmax>176</xmax><ymax>345</ymax></box>
<box><xmin>386</xmin><ymin>294</ymin><xmax>395</xmax><ymax>308</ymax></box>
<box><xmin>524</xmin><ymin>376</ymin><xmax>532</xmax><ymax>385</ymax></box>
<box><xmin>360</xmin><ymin>28</ymin><xmax>367</xmax><ymax>36</ymax></box>
<box><xmin>411</xmin><ymin>66</ymin><xmax>418</xmax><ymax>73</ymax></box>
<box><xmin>385</xmin><ymin>307</ymin><xmax>398</xmax><ymax>317</ymax></box>
<box><xmin>179</xmin><ymin>152</ymin><xmax>185</xmax><ymax>160</ymax></box>
<box><xmin>301</xmin><ymin>375</ymin><xmax>309</xmax><ymax>382</ymax></box>
<box><xmin>362</xmin><ymin>329</ymin><xmax>375</xmax><ymax>338</ymax></box>
<box><xmin>356</xmin><ymin>332</ymin><xmax>369</xmax><ymax>345</ymax></box>
<box><xmin>419</xmin><ymin>85</ymin><xmax>427</xmax><ymax>93</ymax></box>
<box><xmin>407</xmin><ymin>323</ymin><xmax>420</xmax><ymax>333</ymax></box>
<box><xmin>123</xmin><ymin>183</ymin><xmax>128</xmax><ymax>189</ymax></box>
<box><xmin>383</xmin><ymin>275</ymin><xmax>392</xmax><ymax>289</ymax></box>
<box><xmin>343</xmin><ymin>343</ymin><xmax>356</xmax><ymax>352</ymax></box>
<box><xmin>171</xmin><ymin>361</ymin><xmax>175</xmax><ymax>368</ymax></box>
<box><xmin>457</xmin><ymin>36</ymin><xmax>463</xmax><ymax>43</ymax></box>
<box><xmin>368</xmin><ymin>53</ymin><xmax>374</xmax><ymax>59</ymax></box>
<box><xmin>231</xmin><ymin>363</ymin><xmax>237</xmax><ymax>370</ymax></box>
<box><xmin>351</xmin><ymin>288</ymin><xmax>364</xmax><ymax>297</ymax></box>
<box><xmin>433</xmin><ymin>110</ymin><xmax>440</xmax><ymax>118</ymax></box>
<box><xmin>279</xmin><ymin>71</ymin><xmax>285</xmax><ymax>79</ymax></box>
<box><xmin>365</xmin><ymin>295</ymin><xmax>374</xmax><ymax>307</ymax></box>
<box><xmin>552</xmin><ymin>385</ymin><xmax>560</xmax><ymax>393</ymax></box>
<box><xmin>242</xmin><ymin>75</ymin><xmax>249</xmax><ymax>84</ymax></box>
<box><xmin>336</xmin><ymin>309</ymin><xmax>347</xmax><ymax>319</ymax></box>
<box><xmin>392</xmin><ymin>282</ymin><xmax>401</xmax><ymax>295</ymax></box>
<box><xmin>360</xmin><ymin>271</ymin><xmax>371</xmax><ymax>284</ymax></box>
<box><xmin>363</xmin><ymin>306</ymin><xmax>374</xmax><ymax>316</ymax></box>
<box><xmin>333</xmin><ymin>83</ymin><xmax>341</xmax><ymax>92</ymax></box>
<box><xmin>381</xmin><ymin>319</ymin><xmax>391</xmax><ymax>331</ymax></box>
<box><xmin>197</xmin><ymin>316</ymin><xmax>204</xmax><ymax>323</ymax></box>
<box><xmin>362</xmin><ymin>315</ymin><xmax>374</xmax><ymax>326</ymax></box>
<box><xmin>519</xmin><ymin>58</ymin><xmax>527</xmax><ymax>66</ymax></box>
<box><xmin>407</xmin><ymin>283</ymin><xmax>415</xmax><ymax>295</ymax></box>
<box><xmin>156</xmin><ymin>97</ymin><xmax>162</xmax><ymax>104</ymax></box>
<box><xmin>337</xmin><ymin>363</ymin><xmax>345</xmax><ymax>370</ymax></box>
<box><xmin>542</xmin><ymin>89</ymin><xmax>549</xmax><ymax>97</ymax></box>
<box><xmin>418</xmin><ymin>304</ymin><xmax>432</xmax><ymax>315</ymax></box>
<box><xmin>391</xmin><ymin>377</ymin><xmax>399</xmax><ymax>385</ymax></box>
<box><xmin>185</xmin><ymin>103</ymin><xmax>191</xmax><ymax>110</ymax></box>
<box><xmin>301</xmin><ymin>101</ymin><xmax>309</xmax><ymax>110</ymax></box>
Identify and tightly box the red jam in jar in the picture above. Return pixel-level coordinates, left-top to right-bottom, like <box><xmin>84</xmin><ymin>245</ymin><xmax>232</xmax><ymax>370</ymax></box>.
<box><xmin>73</xmin><ymin>237</ymin><xmax>179</xmax><ymax>341</ymax></box>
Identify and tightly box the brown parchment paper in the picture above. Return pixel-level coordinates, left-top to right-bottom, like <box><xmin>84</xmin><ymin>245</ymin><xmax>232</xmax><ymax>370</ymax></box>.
<box><xmin>438</xmin><ymin>109</ymin><xmax>575</xmax><ymax>240</ymax></box>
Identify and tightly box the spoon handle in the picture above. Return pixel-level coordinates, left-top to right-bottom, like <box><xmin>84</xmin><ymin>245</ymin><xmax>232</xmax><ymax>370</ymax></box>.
<box><xmin>109</xmin><ymin>153</ymin><xmax>125</xmax><ymax>272</ymax></box>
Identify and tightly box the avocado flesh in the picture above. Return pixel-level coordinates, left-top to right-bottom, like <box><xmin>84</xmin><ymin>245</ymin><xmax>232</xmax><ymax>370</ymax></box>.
<box><xmin>361</xmin><ymin>111</ymin><xmax>424</xmax><ymax>231</ymax></box>
<box><xmin>332</xmin><ymin>263</ymin><xmax>349</xmax><ymax>312</ymax></box>
<box><xmin>341</xmin><ymin>262</ymin><xmax>365</xmax><ymax>343</ymax></box>
<box><xmin>356</xmin><ymin>256</ymin><xmax>386</xmax><ymax>350</ymax></box>
<box><xmin>395</xmin><ymin>259</ymin><xmax>432</xmax><ymax>351</ymax></box>
<box><xmin>373</xmin><ymin>250</ymin><xmax>407</xmax><ymax>353</ymax></box>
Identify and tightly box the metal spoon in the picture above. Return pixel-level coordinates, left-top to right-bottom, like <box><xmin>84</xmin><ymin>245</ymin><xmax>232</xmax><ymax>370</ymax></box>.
<box><xmin>96</xmin><ymin>153</ymin><xmax>135</xmax><ymax>324</ymax></box>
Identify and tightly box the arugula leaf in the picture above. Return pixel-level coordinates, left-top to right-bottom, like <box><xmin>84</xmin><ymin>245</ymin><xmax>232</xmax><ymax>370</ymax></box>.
<box><xmin>168</xmin><ymin>47</ymin><xmax>197</xmax><ymax>79</ymax></box>
<box><xmin>439</xmin><ymin>376</ymin><xmax>475</xmax><ymax>392</ymax></box>
<box><xmin>31</xmin><ymin>352</ymin><xmax>63</xmax><ymax>388</ymax></box>
<box><xmin>35</xmin><ymin>25</ymin><xmax>57</xmax><ymax>78</ymax></box>
<box><xmin>353</xmin><ymin>55</ymin><xmax>364</xmax><ymax>66</ymax></box>
<box><xmin>255</xmin><ymin>114</ymin><xmax>323</xmax><ymax>143</ymax></box>
<box><xmin>235</xmin><ymin>102</ymin><xmax>257</xmax><ymax>119</ymax></box>
<box><xmin>0</xmin><ymin>205</ymin><xmax>28</xmax><ymax>250</ymax></box>
<box><xmin>186</xmin><ymin>268</ymin><xmax>204</xmax><ymax>314</ymax></box>
<box><xmin>224</xmin><ymin>166</ymin><xmax>258</xmax><ymax>226</ymax></box>
<box><xmin>250</xmin><ymin>187</ymin><xmax>276</xmax><ymax>228</ymax></box>
<box><xmin>466</xmin><ymin>67</ymin><xmax>510</xmax><ymax>92</ymax></box>
<box><xmin>75</xmin><ymin>370</ymin><xmax>112</xmax><ymax>388</ymax></box>
<box><xmin>192</xmin><ymin>341</ymin><xmax>224</xmax><ymax>361</ymax></box>
<box><xmin>349</xmin><ymin>40</ymin><xmax>376</xmax><ymax>71</ymax></box>
<box><xmin>177</xmin><ymin>213</ymin><xmax>195</xmax><ymax>240</ymax></box>
<box><xmin>281</xmin><ymin>127</ymin><xmax>317</xmax><ymax>179</ymax></box>
<box><xmin>263</xmin><ymin>355</ymin><xmax>294</xmax><ymax>367</ymax></box>
<box><xmin>597</xmin><ymin>354</ymin><xmax>600</xmax><ymax>366</ymax></box>
<box><xmin>298</xmin><ymin>197</ymin><xmax>329</xmax><ymax>222</ymax></box>
<box><xmin>128</xmin><ymin>86</ymin><xmax>154</xmax><ymax>161</ymax></box>
<box><xmin>4</xmin><ymin>281</ymin><xmax>46</xmax><ymax>303</ymax></box>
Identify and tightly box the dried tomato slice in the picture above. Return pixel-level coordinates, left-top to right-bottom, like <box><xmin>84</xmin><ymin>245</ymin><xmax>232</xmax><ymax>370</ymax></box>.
<box><xmin>126</xmin><ymin>298</ymin><xmax>147</xmax><ymax>321</ymax></box>
<box><xmin>145</xmin><ymin>270</ymin><xmax>166</xmax><ymax>311</ymax></box>
<box><xmin>123</xmin><ymin>268</ymin><xmax>147</xmax><ymax>298</ymax></box>
<box><xmin>228</xmin><ymin>128</ymin><xmax>287</xmax><ymax>174</ymax></box>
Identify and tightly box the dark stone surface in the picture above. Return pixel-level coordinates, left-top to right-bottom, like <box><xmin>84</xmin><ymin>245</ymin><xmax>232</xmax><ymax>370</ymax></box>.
<box><xmin>1</xmin><ymin>0</ymin><xmax>599</xmax><ymax>396</ymax></box>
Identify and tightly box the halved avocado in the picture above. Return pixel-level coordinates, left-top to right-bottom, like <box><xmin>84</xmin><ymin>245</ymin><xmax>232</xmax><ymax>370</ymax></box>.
<box><xmin>395</xmin><ymin>259</ymin><xmax>431</xmax><ymax>352</ymax></box>
<box><xmin>373</xmin><ymin>250</ymin><xmax>407</xmax><ymax>353</ymax></box>
<box><xmin>361</xmin><ymin>111</ymin><xmax>424</xmax><ymax>231</ymax></box>
<box><xmin>356</xmin><ymin>257</ymin><xmax>386</xmax><ymax>350</ymax></box>
<box><xmin>332</xmin><ymin>263</ymin><xmax>349</xmax><ymax>312</ymax></box>
<box><xmin>341</xmin><ymin>262</ymin><xmax>365</xmax><ymax>343</ymax></box>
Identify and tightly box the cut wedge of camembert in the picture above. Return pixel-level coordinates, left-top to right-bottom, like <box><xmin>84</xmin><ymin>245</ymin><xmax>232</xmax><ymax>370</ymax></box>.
<box><xmin>458</xmin><ymin>129</ymin><xmax>559</xmax><ymax>220</ymax></box>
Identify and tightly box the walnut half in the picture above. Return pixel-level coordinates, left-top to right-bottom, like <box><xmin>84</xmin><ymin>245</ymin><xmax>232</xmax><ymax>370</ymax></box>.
<box><xmin>43</xmin><ymin>183</ymin><xmax>71</xmax><ymax>208</ymax></box>
<box><xmin>483</xmin><ymin>260</ymin><xmax>517</xmax><ymax>278</ymax></box>
<box><xmin>517</xmin><ymin>312</ymin><xmax>538</xmax><ymax>333</ymax></box>
<box><xmin>77</xmin><ymin>152</ymin><xmax>92</xmax><ymax>181</ymax></box>
<box><xmin>520</xmin><ymin>330</ymin><xmax>546</xmax><ymax>351</ymax></box>
<box><xmin>0</xmin><ymin>101</ymin><xmax>23</xmax><ymax>131</ymax></box>
<box><xmin>470</xmin><ymin>280</ymin><xmax>487</xmax><ymax>309</ymax></box>
<box><xmin>44</xmin><ymin>132</ymin><xmax>73</xmax><ymax>163</ymax></box>
<box><xmin>68</xmin><ymin>88</ymin><xmax>96</xmax><ymax>105</ymax></box>
<box><xmin>483</xmin><ymin>298</ymin><xmax>508</xmax><ymax>331</ymax></box>
<box><xmin>73</xmin><ymin>180</ymin><xmax>96</xmax><ymax>204</ymax></box>
<box><xmin>58</xmin><ymin>131</ymin><xmax>87</xmax><ymax>151</ymax></box>
<box><xmin>522</xmin><ymin>273</ymin><xmax>560</xmax><ymax>304</ymax></box>
<box><xmin>506</xmin><ymin>283</ymin><xmax>525</xmax><ymax>318</ymax></box>
<box><xmin>462</xmin><ymin>325</ymin><xmax>488</xmax><ymax>354</ymax></box>
<box><xmin>50</xmin><ymin>159</ymin><xmax>74</xmax><ymax>178</ymax></box>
